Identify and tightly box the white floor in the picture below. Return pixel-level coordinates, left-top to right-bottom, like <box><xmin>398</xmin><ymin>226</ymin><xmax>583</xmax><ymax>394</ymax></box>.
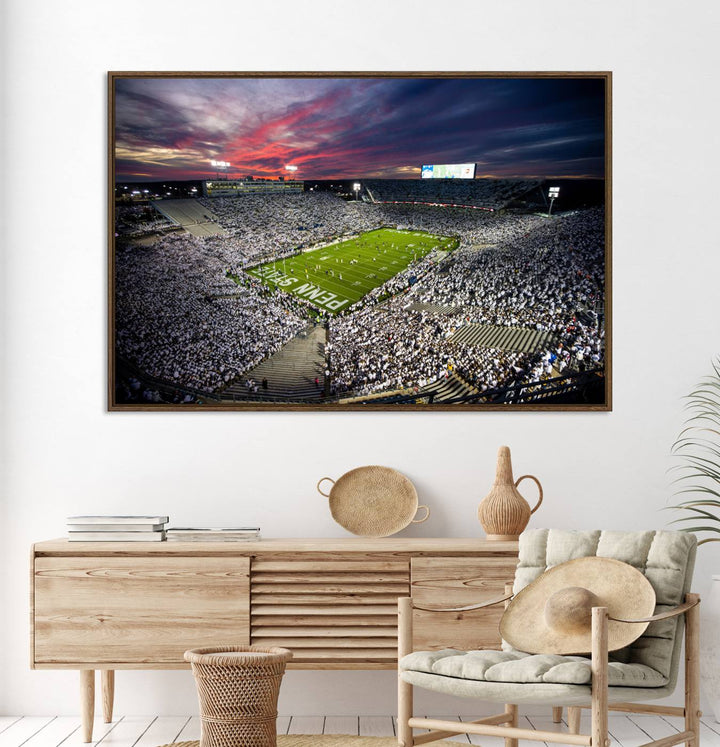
<box><xmin>0</xmin><ymin>714</ymin><xmax>718</xmax><ymax>747</ymax></box>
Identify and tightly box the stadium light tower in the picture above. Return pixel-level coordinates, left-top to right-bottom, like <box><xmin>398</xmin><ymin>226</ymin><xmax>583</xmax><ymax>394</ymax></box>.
<box><xmin>285</xmin><ymin>165</ymin><xmax>298</xmax><ymax>180</ymax></box>
<box><xmin>353</xmin><ymin>182</ymin><xmax>361</xmax><ymax>201</ymax></box>
<box><xmin>547</xmin><ymin>186</ymin><xmax>560</xmax><ymax>217</ymax></box>
<box><xmin>210</xmin><ymin>159</ymin><xmax>231</xmax><ymax>180</ymax></box>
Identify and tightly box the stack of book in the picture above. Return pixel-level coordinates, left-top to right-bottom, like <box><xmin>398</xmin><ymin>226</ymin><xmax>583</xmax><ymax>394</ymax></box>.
<box><xmin>165</xmin><ymin>527</ymin><xmax>261</xmax><ymax>542</ymax></box>
<box><xmin>67</xmin><ymin>516</ymin><xmax>169</xmax><ymax>541</ymax></box>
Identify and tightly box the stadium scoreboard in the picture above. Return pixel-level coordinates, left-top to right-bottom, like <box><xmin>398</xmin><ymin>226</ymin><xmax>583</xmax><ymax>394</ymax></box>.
<box><xmin>421</xmin><ymin>163</ymin><xmax>476</xmax><ymax>179</ymax></box>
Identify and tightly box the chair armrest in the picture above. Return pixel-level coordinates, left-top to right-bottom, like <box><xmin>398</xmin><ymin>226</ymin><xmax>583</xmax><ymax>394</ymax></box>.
<box><xmin>412</xmin><ymin>591</ymin><xmax>513</xmax><ymax>613</ymax></box>
<box><xmin>609</xmin><ymin>597</ymin><xmax>699</xmax><ymax>624</ymax></box>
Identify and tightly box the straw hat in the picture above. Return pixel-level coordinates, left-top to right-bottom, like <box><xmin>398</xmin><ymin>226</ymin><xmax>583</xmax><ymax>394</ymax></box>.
<box><xmin>500</xmin><ymin>557</ymin><xmax>656</xmax><ymax>655</ymax></box>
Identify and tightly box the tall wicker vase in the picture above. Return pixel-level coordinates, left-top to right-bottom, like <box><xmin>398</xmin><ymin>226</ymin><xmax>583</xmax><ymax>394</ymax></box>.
<box><xmin>478</xmin><ymin>446</ymin><xmax>543</xmax><ymax>541</ymax></box>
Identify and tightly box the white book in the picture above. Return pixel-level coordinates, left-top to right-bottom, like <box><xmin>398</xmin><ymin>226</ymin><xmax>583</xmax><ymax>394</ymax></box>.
<box><xmin>166</xmin><ymin>527</ymin><xmax>260</xmax><ymax>534</ymax></box>
<box><xmin>165</xmin><ymin>534</ymin><xmax>260</xmax><ymax>542</ymax></box>
<box><xmin>166</xmin><ymin>528</ymin><xmax>261</xmax><ymax>542</ymax></box>
<box><xmin>67</xmin><ymin>523</ymin><xmax>165</xmax><ymax>532</ymax></box>
<box><xmin>67</xmin><ymin>515</ymin><xmax>169</xmax><ymax>525</ymax></box>
<box><xmin>68</xmin><ymin>531</ymin><xmax>166</xmax><ymax>542</ymax></box>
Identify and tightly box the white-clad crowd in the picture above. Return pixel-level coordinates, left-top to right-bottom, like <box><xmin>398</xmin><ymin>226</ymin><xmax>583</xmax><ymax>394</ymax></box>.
<box><xmin>198</xmin><ymin>193</ymin><xmax>382</xmax><ymax>269</ymax></box>
<box><xmin>115</xmin><ymin>232</ymin><xmax>306</xmax><ymax>393</ymax></box>
<box><xmin>115</xmin><ymin>190</ymin><xmax>605</xmax><ymax>400</ymax></box>
<box><xmin>327</xmin><ymin>207</ymin><xmax>605</xmax><ymax>397</ymax></box>
<box><xmin>413</xmin><ymin>207</ymin><xmax>604</xmax><ymax>331</ymax></box>
<box><xmin>116</xmin><ymin>204</ymin><xmax>176</xmax><ymax>237</ymax></box>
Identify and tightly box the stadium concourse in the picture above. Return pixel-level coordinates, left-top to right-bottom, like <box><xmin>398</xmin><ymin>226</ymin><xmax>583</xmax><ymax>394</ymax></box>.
<box><xmin>114</xmin><ymin>180</ymin><xmax>605</xmax><ymax>405</ymax></box>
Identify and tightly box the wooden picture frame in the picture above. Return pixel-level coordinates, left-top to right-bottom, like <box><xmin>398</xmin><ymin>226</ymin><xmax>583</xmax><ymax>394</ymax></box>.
<box><xmin>109</xmin><ymin>71</ymin><xmax>611</xmax><ymax>411</ymax></box>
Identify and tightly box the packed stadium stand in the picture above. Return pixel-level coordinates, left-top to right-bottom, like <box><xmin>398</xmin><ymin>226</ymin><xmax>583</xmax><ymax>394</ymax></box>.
<box><xmin>197</xmin><ymin>193</ymin><xmax>380</xmax><ymax>265</ymax></box>
<box><xmin>363</xmin><ymin>178</ymin><xmax>541</xmax><ymax>210</ymax></box>
<box><xmin>115</xmin><ymin>204</ymin><xmax>177</xmax><ymax>238</ymax></box>
<box><xmin>220</xmin><ymin>325</ymin><xmax>326</xmax><ymax>402</ymax></box>
<box><xmin>115</xmin><ymin>181</ymin><xmax>605</xmax><ymax>405</ymax></box>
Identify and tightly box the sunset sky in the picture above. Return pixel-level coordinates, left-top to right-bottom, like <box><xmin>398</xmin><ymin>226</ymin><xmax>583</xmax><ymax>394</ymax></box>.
<box><xmin>114</xmin><ymin>76</ymin><xmax>606</xmax><ymax>182</ymax></box>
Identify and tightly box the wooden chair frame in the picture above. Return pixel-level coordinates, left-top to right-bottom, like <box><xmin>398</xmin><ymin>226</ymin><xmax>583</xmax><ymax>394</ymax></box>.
<box><xmin>397</xmin><ymin>587</ymin><xmax>701</xmax><ymax>747</ymax></box>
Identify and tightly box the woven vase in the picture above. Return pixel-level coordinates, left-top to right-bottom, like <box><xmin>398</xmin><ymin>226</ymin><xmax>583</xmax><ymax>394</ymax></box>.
<box><xmin>477</xmin><ymin>446</ymin><xmax>543</xmax><ymax>541</ymax></box>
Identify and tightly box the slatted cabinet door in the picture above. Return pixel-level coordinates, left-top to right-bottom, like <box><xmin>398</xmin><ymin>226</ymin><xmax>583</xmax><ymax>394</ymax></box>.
<box><xmin>250</xmin><ymin>558</ymin><xmax>410</xmax><ymax>668</ymax></box>
<box><xmin>410</xmin><ymin>556</ymin><xmax>517</xmax><ymax>652</ymax></box>
<box><xmin>33</xmin><ymin>556</ymin><xmax>250</xmax><ymax>666</ymax></box>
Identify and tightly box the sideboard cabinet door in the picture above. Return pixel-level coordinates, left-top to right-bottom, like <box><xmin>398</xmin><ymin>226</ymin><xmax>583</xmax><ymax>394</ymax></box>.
<box><xmin>250</xmin><ymin>558</ymin><xmax>410</xmax><ymax>668</ymax></box>
<box><xmin>34</xmin><ymin>556</ymin><xmax>250</xmax><ymax>666</ymax></box>
<box><xmin>410</xmin><ymin>556</ymin><xmax>517</xmax><ymax>652</ymax></box>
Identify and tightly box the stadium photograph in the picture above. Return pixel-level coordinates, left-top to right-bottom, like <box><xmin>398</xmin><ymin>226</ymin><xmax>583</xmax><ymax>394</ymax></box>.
<box><xmin>109</xmin><ymin>72</ymin><xmax>610</xmax><ymax>410</ymax></box>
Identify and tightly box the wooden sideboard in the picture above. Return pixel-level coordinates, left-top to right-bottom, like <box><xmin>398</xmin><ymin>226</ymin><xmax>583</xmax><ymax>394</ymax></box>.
<box><xmin>31</xmin><ymin>538</ymin><xmax>518</xmax><ymax>741</ymax></box>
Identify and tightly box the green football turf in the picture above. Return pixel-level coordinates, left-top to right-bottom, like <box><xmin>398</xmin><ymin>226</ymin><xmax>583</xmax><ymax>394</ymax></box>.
<box><xmin>244</xmin><ymin>228</ymin><xmax>456</xmax><ymax>314</ymax></box>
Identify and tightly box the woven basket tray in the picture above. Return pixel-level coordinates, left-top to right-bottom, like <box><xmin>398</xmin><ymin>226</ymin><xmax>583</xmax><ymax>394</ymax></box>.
<box><xmin>317</xmin><ymin>466</ymin><xmax>429</xmax><ymax>537</ymax></box>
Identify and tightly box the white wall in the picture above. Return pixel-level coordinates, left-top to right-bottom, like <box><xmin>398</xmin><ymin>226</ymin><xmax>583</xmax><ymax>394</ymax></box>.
<box><xmin>2</xmin><ymin>0</ymin><xmax>719</xmax><ymax>717</ymax></box>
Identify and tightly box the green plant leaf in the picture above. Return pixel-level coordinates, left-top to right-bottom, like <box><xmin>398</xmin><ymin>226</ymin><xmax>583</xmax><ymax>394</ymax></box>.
<box><xmin>671</xmin><ymin>357</ymin><xmax>720</xmax><ymax>540</ymax></box>
<box><xmin>668</xmin><ymin>507</ymin><xmax>720</xmax><ymax>522</ymax></box>
<box><xmin>677</xmin><ymin>458</ymin><xmax>720</xmax><ymax>480</ymax></box>
<box><xmin>671</xmin><ymin>494</ymin><xmax>720</xmax><ymax>505</ymax></box>
<box><xmin>672</xmin><ymin>525</ymin><xmax>720</xmax><ymax>534</ymax></box>
<box><xmin>673</xmin><ymin>436</ymin><xmax>720</xmax><ymax>452</ymax></box>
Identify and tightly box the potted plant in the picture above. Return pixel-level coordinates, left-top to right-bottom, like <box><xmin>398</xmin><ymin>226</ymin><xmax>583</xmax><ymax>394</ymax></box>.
<box><xmin>670</xmin><ymin>357</ymin><xmax>720</xmax><ymax>721</ymax></box>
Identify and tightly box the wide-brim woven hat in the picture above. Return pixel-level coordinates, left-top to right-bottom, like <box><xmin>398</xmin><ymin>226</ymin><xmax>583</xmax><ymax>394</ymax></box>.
<box><xmin>500</xmin><ymin>556</ymin><xmax>656</xmax><ymax>655</ymax></box>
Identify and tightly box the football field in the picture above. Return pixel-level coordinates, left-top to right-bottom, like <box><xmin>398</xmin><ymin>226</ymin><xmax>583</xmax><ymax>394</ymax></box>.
<box><xmin>244</xmin><ymin>228</ymin><xmax>456</xmax><ymax>314</ymax></box>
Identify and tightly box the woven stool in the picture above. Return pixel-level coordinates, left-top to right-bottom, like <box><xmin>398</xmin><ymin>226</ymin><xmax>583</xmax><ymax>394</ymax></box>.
<box><xmin>184</xmin><ymin>645</ymin><xmax>292</xmax><ymax>747</ymax></box>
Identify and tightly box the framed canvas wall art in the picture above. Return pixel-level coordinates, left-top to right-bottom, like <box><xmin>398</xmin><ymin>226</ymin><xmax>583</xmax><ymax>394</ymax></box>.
<box><xmin>109</xmin><ymin>71</ymin><xmax>611</xmax><ymax>410</ymax></box>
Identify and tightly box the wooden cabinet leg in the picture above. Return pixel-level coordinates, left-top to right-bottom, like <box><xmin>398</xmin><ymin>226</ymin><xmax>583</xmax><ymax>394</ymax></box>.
<box><xmin>101</xmin><ymin>670</ymin><xmax>115</xmax><ymax>724</ymax></box>
<box><xmin>80</xmin><ymin>670</ymin><xmax>95</xmax><ymax>743</ymax></box>
<box><xmin>552</xmin><ymin>706</ymin><xmax>563</xmax><ymax>723</ymax></box>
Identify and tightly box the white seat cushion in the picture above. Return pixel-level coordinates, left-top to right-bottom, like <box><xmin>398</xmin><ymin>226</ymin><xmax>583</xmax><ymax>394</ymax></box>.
<box><xmin>400</xmin><ymin>648</ymin><xmax>667</xmax><ymax>688</ymax></box>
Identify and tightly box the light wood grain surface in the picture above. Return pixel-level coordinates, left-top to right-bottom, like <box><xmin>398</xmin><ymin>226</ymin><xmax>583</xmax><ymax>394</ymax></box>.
<box><xmin>32</xmin><ymin>539</ymin><xmax>518</xmax><ymax>670</ymax></box>
<box><xmin>2</xmin><ymin>714</ymin><xmax>720</xmax><ymax>747</ymax></box>
<box><xmin>34</xmin><ymin>538</ymin><xmax>519</xmax><ymax>556</ymax></box>
<box><xmin>31</xmin><ymin>537</ymin><xmax>520</xmax><ymax>740</ymax></box>
<box><xmin>34</xmin><ymin>556</ymin><xmax>250</xmax><ymax>664</ymax></box>
<box><xmin>411</xmin><ymin>556</ymin><xmax>517</xmax><ymax>651</ymax></box>
<box><xmin>250</xmin><ymin>556</ymin><xmax>411</xmax><ymax>667</ymax></box>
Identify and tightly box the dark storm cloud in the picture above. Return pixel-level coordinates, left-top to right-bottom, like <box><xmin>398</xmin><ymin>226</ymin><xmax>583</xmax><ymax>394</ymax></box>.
<box><xmin>114</xmin><ymin>76</ymin><xmax>606</xmax><ymax>181</ymax></box>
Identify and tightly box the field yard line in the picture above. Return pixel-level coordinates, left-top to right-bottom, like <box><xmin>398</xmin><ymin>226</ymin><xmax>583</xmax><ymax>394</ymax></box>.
<box><xmin>250</xmin><ymin>266</ymin><xmax>364</xmax><ymax>300</ymax></box>
<box><xmin>247</xmin><ymin>228</ymin><xmax>450</xmax><ymax>313</ymax></box>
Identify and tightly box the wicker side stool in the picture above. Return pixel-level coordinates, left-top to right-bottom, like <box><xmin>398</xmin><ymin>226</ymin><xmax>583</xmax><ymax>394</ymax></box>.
<box><xmin>184</xmin><ymin>645</ymin><xmax>292</xmax><ymax>747</ymax></box>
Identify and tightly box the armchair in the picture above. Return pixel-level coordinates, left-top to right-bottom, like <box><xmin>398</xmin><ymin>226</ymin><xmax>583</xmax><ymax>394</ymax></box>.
<box><xmin>397</xmin><ymin>529</ymin><xmax>700</xmax><ymax>747</ymax></box>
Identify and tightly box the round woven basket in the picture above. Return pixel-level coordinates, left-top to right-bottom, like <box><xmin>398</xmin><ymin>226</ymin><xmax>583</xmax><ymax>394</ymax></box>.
<box><xmin>184</xmin><ymin>645</ymin><xmax>292</xmax><ymax>747</ymax></box>
<box><xmin>317</xmin><ymin>466</ymin><xmax>429</xmax><ymax>537</ymax></box>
